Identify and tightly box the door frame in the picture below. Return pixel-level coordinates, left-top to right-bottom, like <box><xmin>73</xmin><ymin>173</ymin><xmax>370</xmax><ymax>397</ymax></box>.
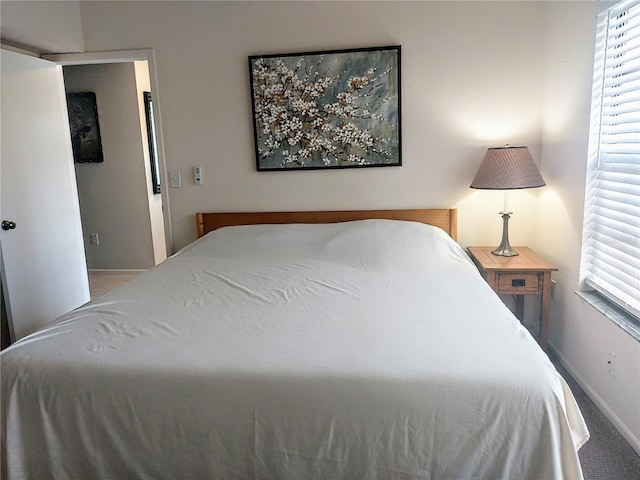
<box><xmin>44</xmin><ymin>49</ymin><xmax>174</xmax><ymax>255</ymax></box>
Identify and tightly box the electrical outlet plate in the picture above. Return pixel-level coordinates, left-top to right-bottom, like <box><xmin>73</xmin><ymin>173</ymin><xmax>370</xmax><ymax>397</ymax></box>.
<box><xmin>169</xmin><ymin>171</ymin><xmax>182</xmax><ymax>188</ymax></box>
<box><xmin>194</xmin><ymin>166</ymin><xmax>203</xmax><ymax>185</ymax></box>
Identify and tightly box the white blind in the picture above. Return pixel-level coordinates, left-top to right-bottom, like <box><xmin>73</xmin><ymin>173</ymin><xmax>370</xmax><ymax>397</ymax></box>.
<box><xmin>582</xmin><ymin>0</ymin><xmax>640</xmax><ymax>319</ymax></box>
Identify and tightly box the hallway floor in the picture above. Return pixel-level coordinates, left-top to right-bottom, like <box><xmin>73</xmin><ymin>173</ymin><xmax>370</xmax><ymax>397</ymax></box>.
<box><xmin>88</xmin><ymin>272</ymin><xmax>142</xmax><ymax>299</ymax></box>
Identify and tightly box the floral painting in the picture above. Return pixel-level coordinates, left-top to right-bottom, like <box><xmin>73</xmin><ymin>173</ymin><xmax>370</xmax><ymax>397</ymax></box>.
<box><xmin>66</xmin><ymin>92</ymin><xmax>104</xmax><ymax>163</ymax></box>
<box><xmin>249</xmin><ymin>46</ymin><xmax>401</xmax><ymax>171</ymax></box>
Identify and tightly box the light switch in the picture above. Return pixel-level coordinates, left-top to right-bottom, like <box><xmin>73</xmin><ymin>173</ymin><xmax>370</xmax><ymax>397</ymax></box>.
<box><xmin>194</xmin><ymin>166</ymin><xmax>203</xmax><ymax>185</ymax></box>
<box><xmin>169</xmin><ymin>171</ymin><xmax>182</xmax><ymax>188</ymax></box>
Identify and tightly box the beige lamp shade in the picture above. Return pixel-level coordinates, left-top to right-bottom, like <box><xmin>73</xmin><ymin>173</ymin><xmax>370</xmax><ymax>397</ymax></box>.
<box><xmin>470</xmin><ymin>146</ymin><xmax>546</xmax><ymax>190</ymax></box>
<box><xmin>470</xmin><ymin>146</ymin><xmax>545</xmax><ymax>257</ymax></box>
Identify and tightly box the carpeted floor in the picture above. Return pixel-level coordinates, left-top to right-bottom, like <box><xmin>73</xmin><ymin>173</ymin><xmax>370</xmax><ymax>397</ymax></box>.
<box><xmin>552</xmin><ymin>356</ymin><xmax>640</xmax><ymax>480</ymax></box>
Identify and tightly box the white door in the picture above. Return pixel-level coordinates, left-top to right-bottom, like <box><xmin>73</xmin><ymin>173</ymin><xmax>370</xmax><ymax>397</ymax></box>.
<box><xmin>0</xmin><ymin>49</ymin><xmax>89</xmax><ymax>342</ymax></box>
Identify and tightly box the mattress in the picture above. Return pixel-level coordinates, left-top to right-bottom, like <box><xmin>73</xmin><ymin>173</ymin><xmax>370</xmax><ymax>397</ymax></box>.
<box><xmin>1</xmin><ymin>219</ymin><xmax>588</xmax><ymax>479</ymax></box>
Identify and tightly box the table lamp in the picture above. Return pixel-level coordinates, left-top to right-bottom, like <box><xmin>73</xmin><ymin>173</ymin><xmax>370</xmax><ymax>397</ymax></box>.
<box><xmin>470</xmin><ymin>146</ymin><xmax>546</xmax><ymax>256</ymax></box>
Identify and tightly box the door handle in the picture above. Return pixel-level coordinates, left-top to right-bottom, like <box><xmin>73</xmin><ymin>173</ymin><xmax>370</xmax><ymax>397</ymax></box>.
<box><xmin>2</xmin><ymin>220</ymin><xmax>16</xmax><ymax>231</ymax></box>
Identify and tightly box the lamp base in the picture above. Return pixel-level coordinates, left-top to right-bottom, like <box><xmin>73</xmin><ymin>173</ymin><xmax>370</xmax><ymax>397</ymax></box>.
<box><xmin>491</xmin><ymin>211</ymin><xmax>519</xmax><ymax>257</ymax></box>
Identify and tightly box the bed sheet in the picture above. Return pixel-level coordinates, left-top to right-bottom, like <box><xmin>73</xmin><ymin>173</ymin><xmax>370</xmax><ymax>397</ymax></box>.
<box><xmin>1</xmin><ymin>220</ymin><xmax>588</xmax><ymax>479</ymax></box>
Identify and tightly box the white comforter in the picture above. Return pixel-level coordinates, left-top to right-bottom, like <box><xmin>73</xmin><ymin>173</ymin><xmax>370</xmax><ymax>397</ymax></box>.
<box><xmin>1</xmin><ymin>220</ymin><xmax>588</xmax><ymax>479</ymax></box>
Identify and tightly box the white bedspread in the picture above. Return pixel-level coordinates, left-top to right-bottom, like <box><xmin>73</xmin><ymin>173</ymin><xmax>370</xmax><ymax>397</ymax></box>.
<box><xmin>1</xmin><ymin>220</ymin><xmax>588</xmax><ymax>479</ymax></box>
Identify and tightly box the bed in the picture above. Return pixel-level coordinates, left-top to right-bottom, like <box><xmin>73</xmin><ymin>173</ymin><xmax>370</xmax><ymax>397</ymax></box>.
<box><xmin>1</xmin><ymin>208</ymin><xmax>588</xmax><ymax>479</ymax></box>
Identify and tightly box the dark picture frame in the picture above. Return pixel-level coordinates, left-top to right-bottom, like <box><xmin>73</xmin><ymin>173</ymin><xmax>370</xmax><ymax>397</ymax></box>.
<box><xmin>66</xmin><ymin>92</ymin><xmax>104</xmax><ymax>163</ymax></box>
<box><xmin>249</xmin><ymin>45</ymin><xmax>401</xmax><ymax>171</ymax></box>
<box><xmin>143</xmin><ymin>92</ymin><xmax>161</xmax><ymax>194</ymax></box>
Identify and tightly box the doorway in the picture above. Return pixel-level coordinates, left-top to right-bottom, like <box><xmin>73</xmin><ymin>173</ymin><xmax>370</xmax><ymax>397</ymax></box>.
<box><xmin>62</xmin><ymin>61</ymin><xmax>167</xmax><ymax>275</ymax></box>
<box><xmin>45</xmin><ymin>49</ymin><xmax>173</xmax><ymax>260</ymax></box>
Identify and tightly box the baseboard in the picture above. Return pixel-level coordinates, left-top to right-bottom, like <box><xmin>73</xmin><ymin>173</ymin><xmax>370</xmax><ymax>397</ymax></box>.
<box><xmin>88</xmin><ymin>269</ymin><xmax>147</xmax><ymax>275</ymax></box>
<box><xmin>550</xmin><ymin>342</ymin><xmax>640</xmax><ymax>456</ymax></box>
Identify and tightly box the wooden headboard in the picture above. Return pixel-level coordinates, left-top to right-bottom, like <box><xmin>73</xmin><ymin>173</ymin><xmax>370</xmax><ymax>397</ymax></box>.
<box><xmin>196</xmin><ymin>209</ymin><xmax>457</xmax><ymax>240</ymax></box>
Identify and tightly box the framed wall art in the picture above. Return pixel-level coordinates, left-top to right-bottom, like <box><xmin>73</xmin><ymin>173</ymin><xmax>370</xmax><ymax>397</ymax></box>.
<box><xmin>66</xmin><ymin>92</ymin><xmax>104</xmax><ymax>163</ymax></box>
<box><xmin>249</xmin><ymin>45</ymin><xmax>401</xmax><ymax>171</ymax></box>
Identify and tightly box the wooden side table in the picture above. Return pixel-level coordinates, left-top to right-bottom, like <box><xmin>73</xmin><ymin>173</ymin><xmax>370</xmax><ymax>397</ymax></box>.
<box><xmin>467</xmin><ymin>246</ymin><xmax>557</xmax><ymax>352</ymax></box>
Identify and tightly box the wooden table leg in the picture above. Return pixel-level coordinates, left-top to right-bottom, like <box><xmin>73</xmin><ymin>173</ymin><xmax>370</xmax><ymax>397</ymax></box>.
<box><xmin>485</xmin><ymin>271</ymin><xmax>496</xmax><ymax>291</ymax></box>
<box><xmin>539</xmin><ymin>272</ymin><xmax>551</xmax><ymax>352</ymax></box>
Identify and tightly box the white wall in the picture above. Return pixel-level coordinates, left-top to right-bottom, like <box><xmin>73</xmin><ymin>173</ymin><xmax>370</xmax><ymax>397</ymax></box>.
<box><xmin>538</xmin><ymin>1</ymin><xmax>640</xmax><ymax>452</ymax></box>
<box><xmin>0</xmin><ymin>0</ymin><xmax>84</xmax><ymax>53</ymax></box>
<box><xmin>64</xmin><ymin>63</ymin><xmax>157</xmax><ymax>269</ymax></box>
<box><xmin>77</xmin><ymin>1</ymin><xmax>547</xmax><ymax>251</ymax></box>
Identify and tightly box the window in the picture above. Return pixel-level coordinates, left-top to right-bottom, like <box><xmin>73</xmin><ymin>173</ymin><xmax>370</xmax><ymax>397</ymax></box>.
<box><xmin>581</xmin><ymin>0</ymin><xmax>640</xmax><ymax>320</ymax></box>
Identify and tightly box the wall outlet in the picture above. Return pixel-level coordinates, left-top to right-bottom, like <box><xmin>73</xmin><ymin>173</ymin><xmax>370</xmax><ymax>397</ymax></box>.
<box><xmin>89</xmin><ymin>233</ymin><xmax>99</xmax><ymax>246</ymax></box>
<box><xmin>607</xmin><ymin>350</ymin><xmax>616</xmax><ymax>376</ymax></box>
<box><xmin>194</xmin><ymin>165</ymin><xmax>203</xmax><ymax>185</ymax></box>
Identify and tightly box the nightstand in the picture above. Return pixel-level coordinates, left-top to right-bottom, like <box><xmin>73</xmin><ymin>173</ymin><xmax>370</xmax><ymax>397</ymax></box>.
<box><xmin>467</xmin><ymin>246</ymin><xmax>557</xmax><ymax>352</ymax></box>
